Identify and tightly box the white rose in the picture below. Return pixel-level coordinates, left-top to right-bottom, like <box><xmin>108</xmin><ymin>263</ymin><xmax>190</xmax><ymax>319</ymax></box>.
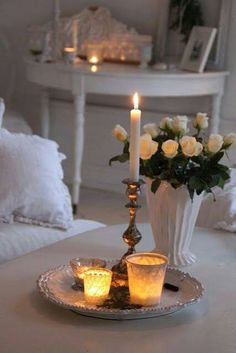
<box><xmin>223</xmin><ymin>133</ymin><xmax>236</xmax><ymax>147</ymax></box>
<box><xmin>207</xmin><ymin>134</ymin><xmax>224</xmax><ymax>153</ymax></box>
<box><xmin>160</xmin><ymin>117</ymin><xmax>173</xmax><ymax>130</ymax></box>
<box><xmin>180</xmin><ymin>136</ymin><xmax>203</xmax><ymax>157</ymax></box>
<box><xmin>172</xmin><ymin>115</ymin><xmax>189</xmax><ymax>134</ymax></box>
<box><xmin>139</xmin><ymin>134</ymin><xmax>158</xmax><ymax>160</ymax></box>
<box><xmin>194</xmin><ymin>112</ymin><xmax>209</xmax><ymax>129</ymax></box>
<box><xmin>143</xmin><ymin>123</ymin><xmax>158</xmax><ymax>138</ymax></box>
<box><xmin>162</xmin><ymin>139</ymin><xmax>179</xmax><ymax>158</ymax></box>
<box><xmin>112</xmin><ymin>124</ymin><xmax>128</xmax><ymax>142</ymax></box>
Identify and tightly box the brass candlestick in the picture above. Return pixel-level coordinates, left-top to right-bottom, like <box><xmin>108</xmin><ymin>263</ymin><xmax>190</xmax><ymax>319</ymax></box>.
<box><xmin>112</xmin><ymin>178</ymin><xmax>144</xmax><ymax>282</ymax></box>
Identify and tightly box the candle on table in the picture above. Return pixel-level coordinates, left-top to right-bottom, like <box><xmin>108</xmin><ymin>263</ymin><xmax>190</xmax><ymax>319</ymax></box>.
<box><xmin>126</xmin><ymin>252</ymin><xmax>168</xmax><ymax>306</ymax></box>
<box><xmin>89</xmin><ymin>56</ymin><xmax>99</xmax><ymax>64</ymax></box>
<box><xmin>63</xmin><ymin>47</ymin><xmax>76</xmax><ymax>64</ymax></box>
<box><xmin>72</xmin><ymin>18</ymin><xmax>78</xmax><ymax>53</ymax></box>
<box><xmin>129</xmin><ymin>92</ymin><xmax>141</xmax><ymax>181</ymax></box>
<box><xmin>83</xmin><ymin>268</ymin><xmax>112</xmax><ymax>305</ymax></box>
<box><xmin>85</xmin><ymin>43</ymin><xmax>104</xmax><ymax>65</ymax></box>
<box><xmin>70</xmin><ymin>258</ymin><xmax>106</xmax><ymax>287</ymax></box>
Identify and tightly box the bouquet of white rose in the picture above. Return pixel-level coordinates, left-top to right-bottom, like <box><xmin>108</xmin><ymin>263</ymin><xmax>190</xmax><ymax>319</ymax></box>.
<box><xmin>110</xmin><ymin>113</ymin><xmax>236</xmax><ymax>199</ymax></box>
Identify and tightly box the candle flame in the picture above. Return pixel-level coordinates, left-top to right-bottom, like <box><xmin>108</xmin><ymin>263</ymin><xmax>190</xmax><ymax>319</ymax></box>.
<box><xmin>133</xmin><ymin>92</ymin><xmax>139</xmax><ymax>109</ymax></box>
<box><xmin>89</xmin><ymin>56</ymin><xmax>98</xmax><ymax>64</ymax></box>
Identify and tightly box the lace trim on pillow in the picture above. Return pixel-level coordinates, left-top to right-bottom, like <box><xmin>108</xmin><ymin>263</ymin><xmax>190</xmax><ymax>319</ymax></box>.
<box><xmin>14</xmin><ymin>215</ymin><xmax>72</xmax><ymax>230</ymax></box>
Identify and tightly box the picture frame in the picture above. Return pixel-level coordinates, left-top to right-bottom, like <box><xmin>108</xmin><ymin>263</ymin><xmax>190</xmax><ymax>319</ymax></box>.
<box><xmin>179</xmin><ymin>26</ymin><xmax>217</xmax><ymax>73</ymax></box>
<box><xmin>154</xmin><ymin>0</ymin><xmax>231</xmax><ymax>69</ymax></box>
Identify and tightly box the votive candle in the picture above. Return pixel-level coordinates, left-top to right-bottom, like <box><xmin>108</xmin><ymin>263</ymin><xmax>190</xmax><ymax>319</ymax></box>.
<box><xmin>63</xmin><ymin>47</ymin><xmax>76</xmax><ymax>64</ymax></box>
<box><xmin>83</xmin><ymin>268</ymin><xmax>112</xmax><ymax>305</ymax></box>
<box><xmin>72</xmin><ymin>17</ymin><xmax>78</xmax><ymax>52</ymax></box>
<box><xmin>126</xmin><ymin>252</ymin><xmax>168</xmax><ymax>306</ymax></box>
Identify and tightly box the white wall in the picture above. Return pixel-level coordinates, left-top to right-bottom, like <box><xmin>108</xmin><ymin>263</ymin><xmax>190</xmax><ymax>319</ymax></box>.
<box><xmin>221</xmin><ymin>1</ymin><xmax>236</xmax><ymax>121</ymax></box>
<box><xmin>1</xmin><ymin>0</ymin><xmax>234</xmax><ymax>129</ymax></box>
<box><xmin>1</xmin><ymin>0</ymin><xmax>236</xmax><ymax>192</ymax></box>
<box><xmin>0</xmin><ymin>0</ymin><xmax>163</xmax><ymax>132</ymax></box>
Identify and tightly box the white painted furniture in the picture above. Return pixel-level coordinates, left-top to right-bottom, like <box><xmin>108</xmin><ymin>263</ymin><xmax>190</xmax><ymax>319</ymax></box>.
<box><xmin>25</xmin><ymin>59</ymin><xmax>228</xmax><ymax>208</ymax></box>
<box><xmin>1</xmin><ymin>223</ymin><xmax>236</xmax><ymax>353</ymax></box>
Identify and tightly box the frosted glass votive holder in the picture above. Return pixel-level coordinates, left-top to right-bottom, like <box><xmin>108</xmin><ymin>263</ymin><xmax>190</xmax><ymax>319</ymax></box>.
<box><xmin>126</xmin><ymin>252</ymin><xmax>168</xmax><ymax>306</ymax></box>
<box><xmin>85</xmin><ymin>43</ymin><xmax>104</xmax><ymax>65</ymax></box>
<box><xmin>83</xmin><ymin>268</ymin><xmax>112</xmax><ymax>305</ymax></box>
<box><xmin>63</xmin><ymin>47</ymin><xmax>76</xmax><ymax>64</ymax></box>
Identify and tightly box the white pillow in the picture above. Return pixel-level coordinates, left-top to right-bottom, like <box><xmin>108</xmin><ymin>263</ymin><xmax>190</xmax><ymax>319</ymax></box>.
<box><xmin>0</xmin><ymin>129</ymin><xmax>73</xmax><ymax>229</ymax></box>
<box><xmin>197</xmin><ymin>169</ymin><xmax>236</xmax><ymax>232</ymax></box>
<box><xmin>0</xmin><ymin>98</ymin><xmax>5</xmax><ymax>127</ymax></box>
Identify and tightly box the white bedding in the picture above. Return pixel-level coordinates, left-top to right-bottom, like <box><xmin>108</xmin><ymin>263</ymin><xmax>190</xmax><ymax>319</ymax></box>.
<box><xmin>0</xmin><ymin>219</ymin><xmax>105</xmax><ymax>264</ymax></box>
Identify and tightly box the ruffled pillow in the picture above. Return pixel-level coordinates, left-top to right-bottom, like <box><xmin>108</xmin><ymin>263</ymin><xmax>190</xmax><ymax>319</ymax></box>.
<box><xmin>0</xmin><ymin>129</ymin><xmax>73</xmax><ymax>229</ymax></box>
<box><xmin>0</xmin><ymin>98</ymin><xmax>5</xmax><ymax>128</ymax></box>
<box><xmin>197</xmin><ymin>169</ymin><xmax>236</xmax><ymax>232</ymax></box>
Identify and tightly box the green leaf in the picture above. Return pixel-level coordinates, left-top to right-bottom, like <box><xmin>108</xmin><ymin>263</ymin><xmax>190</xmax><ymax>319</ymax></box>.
<box><xmin>209</xmin><ymin>151</ymin><xmax>224</xmax><ymax>164</ymax></box>
<box><xmin>123</xmin><ymin>141</ymin><xmax>129</xmax><ymax>154</ymax></box>
<box><xmin>151</xmin><ymin>178</ymin><xmax>161</xmax><ymax>193</ymax></box>
<box><xmin>109</xmin><ymin>153</ymin><xmax>129</xmax><ymax>166</ymax></box>
<box><xmin>187</xmin><ymin>185</ymin><xmax>195</xmax><ymax>201</ymax></box>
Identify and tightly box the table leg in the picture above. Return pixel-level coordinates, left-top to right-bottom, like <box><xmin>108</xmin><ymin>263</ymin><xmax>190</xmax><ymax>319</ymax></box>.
<box><xmin>211</xmin><ymin>93</ymin><xmax>223</xmax><ymax>134</ymax></box>
<box><xmin>72</xmin><ymin>93</ymin><xmax>85</xmax><ymax>213</ymax></box>
<box><xmin>41</xmin><ymin>89</ymin><xmax>50</xmax><ymax>138</ymax></box>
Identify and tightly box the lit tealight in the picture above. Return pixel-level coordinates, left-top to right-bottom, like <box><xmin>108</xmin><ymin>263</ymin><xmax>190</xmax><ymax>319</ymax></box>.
<box><xmin>85</xmin><ymin>42</ymin><xmax>104</xmax><ymax>65</ymax></box>
<box><xmin>83</xmin><ymin>268</ymin><xmax>112</xmax><ymax>305</ymax></box>
<box><xmin>89</xmin><ymin>56</ymin><xmax>99</xmax><ymax>64</ymax></box>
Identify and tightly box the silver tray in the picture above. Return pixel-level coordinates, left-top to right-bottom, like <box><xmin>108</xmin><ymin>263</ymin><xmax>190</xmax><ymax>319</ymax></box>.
<box><xmin>37</xmin><ymin>262</ymin><xmax>204</xmax><ymax>320</ymax></box>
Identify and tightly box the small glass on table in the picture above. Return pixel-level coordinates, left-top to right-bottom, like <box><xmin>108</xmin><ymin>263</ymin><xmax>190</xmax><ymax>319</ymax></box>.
<box><xmin>70</xmin><ymin>257</ymin><xmax>106</xmax><ymax>290</ymax></box>
<box><xmin>85</xmin><ymin>42</ymin><xmax>104</xmax><ymax>65</ymax></box>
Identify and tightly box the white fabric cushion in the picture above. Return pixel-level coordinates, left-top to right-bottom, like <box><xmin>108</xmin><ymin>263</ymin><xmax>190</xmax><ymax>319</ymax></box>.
<box><xmin>0</xmin><ymin>219</ymin><xmax>106</xmax><ymax>264</ymax></box>
<box><xmin>2</xmin><ymin>109</ymin><xmax>32</xmax><ymax>134</ymax></box>
<box><xmin>0</xmin><ymin>128</ymin><xmax>73</xmax><ymax>229</ymax></box>
<box><xmin>197</xmin><ymin>169</ymin><xmax>236</xmax><ymax>232</ymax></box>
<box><xmin>0</xmin><ymin>98</ymin><xmax>5</xmax><ymax>127</ymax></box>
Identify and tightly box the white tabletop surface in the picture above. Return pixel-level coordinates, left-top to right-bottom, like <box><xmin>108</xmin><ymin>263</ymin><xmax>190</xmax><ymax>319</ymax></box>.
<box><xmin>1</xmin><ymin>223</ymin><xmax>236</xmax><ymax>353</ymax></box>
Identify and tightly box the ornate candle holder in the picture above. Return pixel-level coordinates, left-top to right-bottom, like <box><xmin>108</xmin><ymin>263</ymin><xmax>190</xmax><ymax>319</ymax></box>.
<box><xmin>112</xmin><ymin>178</ymin><xmax>145</xmax><ymax>282</ymax></box>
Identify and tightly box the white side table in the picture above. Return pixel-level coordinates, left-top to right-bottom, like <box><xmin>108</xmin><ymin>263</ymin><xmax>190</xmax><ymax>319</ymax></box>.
<box><xmin>25</xmin><ymin>60</ymin><xmax>228</xmax><ymax>209</ymax></box>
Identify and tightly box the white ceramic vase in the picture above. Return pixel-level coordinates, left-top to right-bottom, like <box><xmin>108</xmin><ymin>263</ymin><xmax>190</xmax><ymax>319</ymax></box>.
<box><xmin>145</xmin><ymin>179</ymin><xmax>203</xmax><ymax>267</ymax></box>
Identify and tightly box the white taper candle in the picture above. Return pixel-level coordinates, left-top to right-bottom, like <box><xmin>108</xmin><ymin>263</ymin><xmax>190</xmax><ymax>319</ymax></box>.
<box><xmin>129</xmin><ymin>92</ymin><xmax>141</xmax><ymax>181</ymax></box>
<box><xmin>72</xmin><ymin>18</ymin><xmax>78</xmax><ymax>53</ymax></box>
